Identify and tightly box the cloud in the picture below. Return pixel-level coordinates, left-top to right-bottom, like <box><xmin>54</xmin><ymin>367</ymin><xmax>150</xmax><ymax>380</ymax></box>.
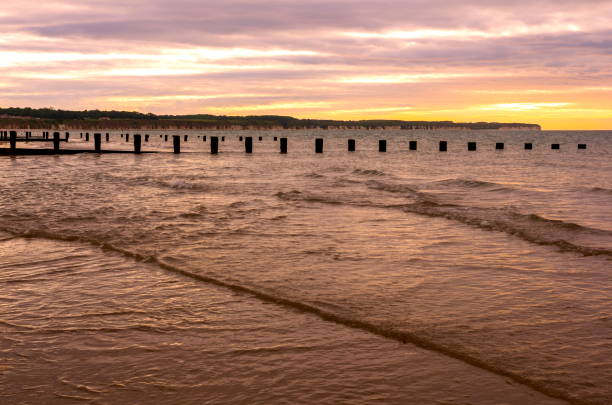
<box><xmin>1</xmin><ymin>0</ymin><xmax>612</xmax><ymax>128</ymax></box>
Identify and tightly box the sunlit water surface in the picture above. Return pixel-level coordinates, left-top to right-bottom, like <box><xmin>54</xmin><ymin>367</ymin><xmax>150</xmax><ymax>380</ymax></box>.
<box><xmin>1</xmin><ymin>129</ymin><xmax>611</xmax><ymax>405</ymax></box>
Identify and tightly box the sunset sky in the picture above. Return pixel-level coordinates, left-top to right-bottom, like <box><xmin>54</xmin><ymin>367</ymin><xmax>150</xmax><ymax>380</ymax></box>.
<box><xmin>2</xmin><ymin>0</ymin><xmax>612</xmax><ymax>129</ymax></box>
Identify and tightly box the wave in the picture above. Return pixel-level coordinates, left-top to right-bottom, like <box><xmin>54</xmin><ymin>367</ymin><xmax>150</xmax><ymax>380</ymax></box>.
<box><xmin>0</xmin><ymin>228</ymin><xmax>579</xmax><ymax>405</ymax></box>
<box><xmin>400</xmin><ymin>201</ymin><xmax>612</xmax><ymax>257</ymax></box>
<box><xmin>432</xmin><ymin>178</ymin><xmax>512</xmax><ymax>191</ymax></box>
<box><xmin>364</xmin><ymin>180</ymin><xmax>433</xmax><ymax>202</ymax></box>
<box><xmin>94</xmin><ymin>173</ymin><xmax>211</xmax><ymax>192</ymax></box>
<box><xmin>352</xmin><ymin>169</ymin><xmax>386</xmax><ymax>176</ymax></box>
<box><xmin>278</xmin><ymin>182</ymin><xmax>612</xmax><ymax>257</ymax></box>
<box><xmin>436</xmin><ymin>178</ymin><xmax>499</xmax><ymax>188</ymax></box>
<box><xmin>304</xmin><ymin>172</ymin><xmax>326</xmax><ymax>179</ymax></box>
<box><xmin>587</xmin><ymin>187</ymin><xmax>612</xmax><ymax>195</ymax></box>
<box><xmin>276</xmin><ymin>190</ymin><xmax>344</xmax><ymax>205</ymax></box>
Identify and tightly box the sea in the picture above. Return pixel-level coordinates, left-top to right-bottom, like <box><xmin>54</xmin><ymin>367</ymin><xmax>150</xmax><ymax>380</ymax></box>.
<box><xmin>0</xmin><ymin>129</ymin><xmax>611</xmax><ymax>405</ymax></box>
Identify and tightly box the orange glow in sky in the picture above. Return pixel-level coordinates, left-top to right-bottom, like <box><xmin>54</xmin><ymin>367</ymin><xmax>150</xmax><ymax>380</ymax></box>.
<box><xmin>1</xmin><ymin>1</ymin><xmax>612</xmax><ymax>129</ymax></box>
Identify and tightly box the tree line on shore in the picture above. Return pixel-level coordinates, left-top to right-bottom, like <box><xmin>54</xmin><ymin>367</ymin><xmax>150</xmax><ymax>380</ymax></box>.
<box><xmin>0</xmin><ymin>107</ymin><xmax>541</xmax><ymax>130</ymax></box>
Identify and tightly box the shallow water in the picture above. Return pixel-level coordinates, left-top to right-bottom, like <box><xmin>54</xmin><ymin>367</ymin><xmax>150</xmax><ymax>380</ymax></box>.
<box><xmin>1</xmin><ymin>129</ymin><xmax>611</xmax><ymax>404</ymax></box>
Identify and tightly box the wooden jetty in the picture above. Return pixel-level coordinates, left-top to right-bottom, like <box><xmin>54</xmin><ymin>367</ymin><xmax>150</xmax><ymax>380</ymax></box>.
<box><xmin>0</xmin><ymin>131</ymin><xmax>154</xmax><ymax>155</ymax></box>
<box><xmin>0</xmin><ymin>130</ymin><xmax>591</xmax><ymax>156</ymax></box>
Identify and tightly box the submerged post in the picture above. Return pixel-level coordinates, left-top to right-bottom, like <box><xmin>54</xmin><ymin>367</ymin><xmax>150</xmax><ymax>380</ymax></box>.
<box><xmin>184</xmin><ymin>135</ymin><xmax>188</xmax><ymax>142</ymax></box>
<box><xmin>468</xmin><ymin>142</ymin><xmax>477</xmax><ymax>151</ymax></box>
<box><xmin>85</xmin><ymin>133</ymin><xmax>90</xmax><ymax>142</ymax></box>
<box><xmin>409</xmin><ymin>140</ymin><xmax>417</xmax><ymax>151</ymax></box>
<box><xmin>145</xmin><ymin>134</ymin><xmax>149</xmax><ymax>142</ymax></box>
<box><xmin>578</xmin><ymin>144</ymin><xmax>587</xmax><ymax>149</ymax></box>
<box><xmin>164</xmin><ymin>135</ymin><xmax>168</xmax><ymax>142</ymax></box>
<box><xmin>315</xmin><ymin>138</ymin><xmax>323</xmax><ymax>153</ymax></box>
<box><xmin>439</xmin><ymin>141</ymin><xmax>448</xmax><ymax>152</ymax></box>
<box><xmin>173</xmin><ymin>135</ymin><xmax>180</xmax><ymax>153</ymax></box>
<box><xmin>496</xmin><ymin>142</ymin><xmax>505</xmax><ymax>150</ymax></box>
<box><xmin>211</xmin><ymin>136</ymin><xmax>219</xmax><ymax>154</ymax></box>
<box><xmin>551</xmin><ymin>144</ymin><xmax>560</xmax><ymax>150</ymax></box>
<box><xmin>105</xmin><ymin>133</ymin><xmax>109</xmax><ymax>142</ymax></box>
<box><xmin>348</xmin><ymin>139</ymin><xmax>356</xmax><ymax>151</ymax></box>
<box><xmin>379</xmin><ymin>139</ymin><xmax>387</xmax><ymax>152</ymax></box>
<box><xmin>126</xmin><ymin>134</ymin><xmax>130</xmax><ymax>142</ymax></box>
<box><xmin>280</xmin><ymin>137</ymin><xmax>287</xmax><ymax>153</ymax></box>
<box><xmin>134</xmin><ymin>134</ymin><xmax>142</xmax><ymax>154</ymax></box>
<box><xmin>65</xmin><ymin>132</ymin><xmax>70</xmax><ymax>141</ymax></box>
<box><xmin>245</xmin><ymin>136</ymin><xmax>253</xmax><ymax>153</ymax></box>
<box><xmin>525</xmin><ymin>143</ymin><xmax>533</xmax><ymax>150</ymax></box>
<box><xmin>53</xmin><ymin>132</ymin><xmax>60</xmax><ymax>153</ymax></box>
<box><xmin>94</xmin><ymin>133</ymin><xmax>102</xmax><ymax>152</ymax></box>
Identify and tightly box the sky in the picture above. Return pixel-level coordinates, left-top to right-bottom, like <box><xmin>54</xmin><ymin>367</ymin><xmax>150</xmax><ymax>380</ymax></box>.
<box><xmin>1</xmin><ymin>0</ymin><xmax>612</xmax><ymax>129</ymax></box>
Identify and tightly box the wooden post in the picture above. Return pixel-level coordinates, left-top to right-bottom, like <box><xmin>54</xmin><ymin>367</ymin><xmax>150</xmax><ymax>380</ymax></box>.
<box><xmin>203</xmin><ymin>136</ymin><xmax>207</xmax><ymax>142</ymax></box>
<box><xmin>126</xmin><ymin>134</ymin><xmax>130</xmax><ymax>142</ymax></box>
<box><xmin>105</xmin><ymin>133</ymin><xmax>109</xmax><ymax>142</ymax></box>
<box><xmin>379</xmin><ymin>140</ymin><xmax>387</xmax><ymax>152</ymax></box>
<box><xmin>439</xmin><ymin>141</ymin><xmax>448</xmax><ymax>152</ymax></box>
<box><xmin>211</xmin><ymin>136</ymin><xmax>219</xmax><ymax>154</ymax></box>
<box><xmin>164</xmin><ymin>135</ymin><xmax>168</xmax><ymax>142</ymax></box>
<box><xmin>25</xmin><ymin>132</ymin><xmax>30</xmax><ymax>141</ymax></box>
<box><xmin>274</xmin><ymin>136</ymin><xmax>278</xmax><ymax>141</ymax></box>
<box><xmin>245</xmin><ymin>136</ymin><xmax>253</xmax><ymax>153</ymax></box>
<box><xmin>578</xmin><ymin>144</ymin><xmax>587</xmax><ymax>149</ymax></box>
<box><xmin>94</xmin><ymin>133</ymin><xmax>102</xmax><ymax>152</ymax></box>
<box><xmin>280</xmin><ymin>138</ymin><xmax>287</xmax><ymax>154</ymax></box>
<box><xmin>53</xmin><ymin>132</ymin><xmax>60</xmax><ymax>153</ymax></box>
<box><xmin>409</xmin><ymin>140</ymin><xmax>417</xmax><ymax>150</ymax></box>
<box><xmin>65</xmin><ymin>132</ymin><xmax>70</xmax><ymax>141</ymax></box>
<box><xmin>9</xmin><ymin>131</ymin><xmax>17</xmax><ymax>153</ymax></box>
<box><xmin>348</xmin><ymin>139</ymin><xmax>356</xmax><ymax>151</ymax></box>
<box><xmin>145</xmin><ymin>134</ymin><xmax>149</xmax><ymax>142</ymax></box>
<box><xmin>239</xmin><ymin>136</ymin><xmax>243</xmax><ymax>141</ymax></box>
<box><xmin>551</xmin><ymin>144</ymin><xmax>560</xmax><ymax>150</ymax></box>
<box><xmin>315</xmin><ymin>138</ymin><xmax>323</xmax><ymax>153</ymax></box>
<box><xmin>222</xmin><ymin>136</ymin><xmax>225</xmax><ymax>142</ymax></box>
<box><xmin>525</xmin><ymin>143</ymin><xmax>533</xmax><ymax>150</ymax></box>
<box><xmin>134</xmin><ymin>134</ymin><xmax>142</xmax><ymax>154</ymax></box>
<box><xmin>184</xmin><ymin>135</ymin><xmax>188</xmax><ymax>142</ymax></box>
<box><xmin>173</xmin><ymin>135</ymin><xmax>180</xmax><ymax>154</ymax></box>
<box><xmin>85</xmin><ymin>133</ymin><xmax>90</xmax><ymax>142</ymax></box>
<box><xmin>468</xmin><ymin>142</ymin><xmax>477</xmax><ymax>151</ymax></box>
<box><xmin>496</xmin><ymin>142</ymin><xmax>504</xmax><ymax>150</ymax></box>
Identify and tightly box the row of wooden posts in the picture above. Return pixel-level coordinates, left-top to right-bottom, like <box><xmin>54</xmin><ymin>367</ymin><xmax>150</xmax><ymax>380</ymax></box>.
<box><xmin>1</xmin><ymin>130</ymin><xmax>588</xmax><ymax>154</ymax></box>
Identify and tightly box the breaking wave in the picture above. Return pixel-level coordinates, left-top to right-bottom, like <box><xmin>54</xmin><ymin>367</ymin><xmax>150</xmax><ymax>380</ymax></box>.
<box><xmin>0</xmin><ymin>228</ymin><xmax>582</xmax><ymax>404</ymax></box>
<box><xmin>277</xmin><ymin>180</ymin><xmax>612</xmax><ymax>257</ymax></box>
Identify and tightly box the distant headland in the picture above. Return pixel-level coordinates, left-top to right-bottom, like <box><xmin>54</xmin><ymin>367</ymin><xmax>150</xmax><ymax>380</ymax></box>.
<box><xmin>0</xmin><ymin>107</ymin><xmax>541</xmax><ymax>131</ymax></box>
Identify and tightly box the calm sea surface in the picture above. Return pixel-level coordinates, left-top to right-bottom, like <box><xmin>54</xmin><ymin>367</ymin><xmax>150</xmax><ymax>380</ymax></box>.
<box><xmin>1</xmin><ymin>129</ymin><xmax>611</xmax><ymax>405</ymax></box>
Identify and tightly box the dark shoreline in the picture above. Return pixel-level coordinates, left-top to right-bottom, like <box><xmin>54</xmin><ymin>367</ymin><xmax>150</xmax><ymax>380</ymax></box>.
<box><xmin>0</xmin><ymin>107</ymin><xmax>541</xmax><ymax>131</ymax></box>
